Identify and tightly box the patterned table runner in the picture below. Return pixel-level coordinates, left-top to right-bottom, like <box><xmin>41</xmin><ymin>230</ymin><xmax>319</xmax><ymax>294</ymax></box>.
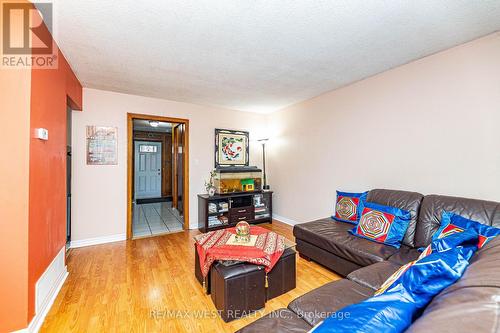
<box><xmin>195</xmin><ymin>226</ymin><xmax>286</xmax><ymax>278</ymax></box>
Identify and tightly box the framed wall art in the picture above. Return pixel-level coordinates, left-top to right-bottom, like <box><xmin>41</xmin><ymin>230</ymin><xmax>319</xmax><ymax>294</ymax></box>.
<box><xmin>86</xmin><ymin>126</ymin><xmax>118</xmax><ymax>165</ymax></box>
<box><xmin>215</xmin><ymin>128</ymin><xmax>249</xmax><ymax>167</ymax></box>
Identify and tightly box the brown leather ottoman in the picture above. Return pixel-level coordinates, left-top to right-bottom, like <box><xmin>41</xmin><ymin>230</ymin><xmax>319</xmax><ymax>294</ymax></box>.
<box><xmin>194</xmin><ymin>246</ymin><xmax>210</xmax><ymax>294</ymax></box>
<box><xmin>267</xmin><ymin>247</ymin><xmax>296</xmax><ymax>300</ymax></box>
<box><xmin>195</xmin><ymin>246</ymin><xmax>297</xmax><ymax>298</ymax></box>
<box><xmin>210</xmin><ymin>262</ymin><xmax>266</xmax><ymax>322</ymax></box>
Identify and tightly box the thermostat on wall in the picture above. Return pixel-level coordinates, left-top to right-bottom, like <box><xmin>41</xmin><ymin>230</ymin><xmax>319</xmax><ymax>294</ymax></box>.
<box><xmin>35</xmin><ymin>128</ymin><xmax>49</xmax><ymax>140</ymax></box>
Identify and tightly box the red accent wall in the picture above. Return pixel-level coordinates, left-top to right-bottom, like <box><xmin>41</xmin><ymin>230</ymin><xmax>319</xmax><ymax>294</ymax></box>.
<box><xmin>0</xmin><ymin>47</ymin><xmax>31</xmax><ymax>333</ymax></box>
<box><xmin>28</xmin><ymin>20</ymin><xmax>82</xmax><ymax>322</ymax></box>
<box><xmin>0</xmin><ymin>2</ymin><xmax>82</xmax><ymax>330</ymax></box>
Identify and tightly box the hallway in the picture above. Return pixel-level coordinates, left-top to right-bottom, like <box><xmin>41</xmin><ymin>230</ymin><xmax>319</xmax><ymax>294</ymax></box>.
<box><xmin>132</xmin><ymin>202</ymin><xmax>183</xmax><ymax>237</ymax></box>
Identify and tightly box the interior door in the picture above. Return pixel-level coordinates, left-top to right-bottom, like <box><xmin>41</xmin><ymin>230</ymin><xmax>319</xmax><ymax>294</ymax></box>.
<box><xmin>134</xmin><ymin>141</ymin><xmax>162</xmax><ymax>199</ymax></box>
<box><xmin>172</xmin><ymin>124</ymin><xmax>184</xmax><ymax>214</ymax></box>
<box><xmin>176</xmin><ymin>124</ymin><xmax>184</xmax><ymax>215</ymax></box>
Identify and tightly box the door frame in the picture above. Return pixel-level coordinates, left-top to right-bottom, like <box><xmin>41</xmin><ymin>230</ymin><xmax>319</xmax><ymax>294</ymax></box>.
<box><xmin>127</xmin><ymin>113</ymin><xmax>190</xmax><ymax>239</ymax></box>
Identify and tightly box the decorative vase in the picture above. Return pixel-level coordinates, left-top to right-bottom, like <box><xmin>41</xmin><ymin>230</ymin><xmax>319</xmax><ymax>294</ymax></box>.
<box><xmin>207</xmin><ymin>186</ymin><xmax>216</xmax><ymax>197</ymax></box>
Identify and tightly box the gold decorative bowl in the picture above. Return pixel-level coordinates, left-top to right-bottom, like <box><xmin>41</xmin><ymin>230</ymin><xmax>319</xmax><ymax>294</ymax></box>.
<box><xmin>235</xmin><ymin>221</ymin><xmax>251</xmax><ymax>243</ymax></box>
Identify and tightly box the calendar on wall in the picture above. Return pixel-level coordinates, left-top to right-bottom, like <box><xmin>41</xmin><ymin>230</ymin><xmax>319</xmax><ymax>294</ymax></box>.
<box><xmin>86</xmin><ymin>126</ymin><xmax>118</xmax><ymax>165</ymax></box>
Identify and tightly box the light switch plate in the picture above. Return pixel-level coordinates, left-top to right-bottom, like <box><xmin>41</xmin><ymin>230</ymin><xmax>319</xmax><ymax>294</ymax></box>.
<box><xmin>35</xmin><ymin>128</ymin><xmax>49</xmax><ymax>140</ymax></box>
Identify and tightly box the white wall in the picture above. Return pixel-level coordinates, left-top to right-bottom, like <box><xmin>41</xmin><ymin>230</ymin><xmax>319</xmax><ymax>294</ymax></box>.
<box><xmin>267</xmin><ymin>32</ymin><xmax>500</xmax><ymax>224</ymax></box>
<box><xmin>72</xmin><ymin>88</ymin><xmax>266</xmax><ymax>240</ymax></box>
<box><xmin>73</xmin><ymin>33</ymin><xmax>500</xmax><ymax>239</ymax></box>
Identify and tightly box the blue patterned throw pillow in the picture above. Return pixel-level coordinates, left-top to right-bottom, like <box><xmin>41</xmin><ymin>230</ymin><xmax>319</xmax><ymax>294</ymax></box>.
<box><xmin>312</xmin><ymin>230</ymin><xmax>479</xmax><ymax>333</ymax></box>
<box><xmin>349</xmin><ymin>202</ymin><xmax>411</xmax><ymax>248</ymax></box>
<box><xmin>433</xmin><ymin>211</ymin><xmax>500</xmax><ymax>249</ymax></box>
<box><xmin>332</xmin><ymin>191</ymin><xmax>368</xmax><ymax>224</ymax></box>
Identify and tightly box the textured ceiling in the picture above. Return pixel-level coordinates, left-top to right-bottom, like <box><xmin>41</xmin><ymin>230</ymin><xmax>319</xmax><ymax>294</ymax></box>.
<box><xmin>52</xmin><ymin>1</ymin><xmax>500</xmax><ymax>113</ymax></box>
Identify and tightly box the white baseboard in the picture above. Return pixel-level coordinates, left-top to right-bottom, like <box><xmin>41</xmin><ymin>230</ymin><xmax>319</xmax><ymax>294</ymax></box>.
<box><xmin>70</xmin><ymin>233</ymin><xmax>126</xmax><ymax>248</ymax></box>
<box><xmin>272</xmin><ymin>214</ymin><xmax>300</xmax><ymax>226</ymax></box>
<box><xmin>18</xmin><ymin>246</ymin><xmax>69</xmax><ymax>333</ymax></box>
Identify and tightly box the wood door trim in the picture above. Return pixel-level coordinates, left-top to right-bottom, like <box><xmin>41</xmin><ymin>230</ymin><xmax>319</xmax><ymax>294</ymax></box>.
<box><xmin>127</xmin><ymin>113</ymin><xmax>190</xmax><ymax>239</ymax></box>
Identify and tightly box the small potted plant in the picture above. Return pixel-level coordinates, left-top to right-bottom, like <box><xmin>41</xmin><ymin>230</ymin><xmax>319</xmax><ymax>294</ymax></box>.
<box><xmin>205</xmin><ymin>169</ymin><xmax>217</xmax><ymax>197</ymax></box>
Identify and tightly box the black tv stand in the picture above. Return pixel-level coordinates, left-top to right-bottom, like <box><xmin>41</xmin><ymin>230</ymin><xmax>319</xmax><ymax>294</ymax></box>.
<box><xmin>197</xmin><ymin>191</ymin><xmax>273</xmax><ymax>233</ymax></box>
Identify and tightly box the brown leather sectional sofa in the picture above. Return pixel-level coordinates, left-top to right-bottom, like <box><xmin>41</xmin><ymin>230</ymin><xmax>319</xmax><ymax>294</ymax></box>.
<box><xmin>237</xmin><ymin>189</ymin><xmax>500</xmax><ymax>332</ymax></box>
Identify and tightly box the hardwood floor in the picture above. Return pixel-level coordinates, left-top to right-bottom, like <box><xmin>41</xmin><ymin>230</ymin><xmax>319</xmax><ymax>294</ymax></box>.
<box><xmin>41</xmin><ymin>221</ymin><xmax>340</xmax><ymax>332</ymax></box>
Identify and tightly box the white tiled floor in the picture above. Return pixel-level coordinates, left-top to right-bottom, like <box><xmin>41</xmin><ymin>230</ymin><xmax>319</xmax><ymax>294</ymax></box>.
<box><xmin>132</xmin><ymin>201</ymin><xmax>184</xmax><ymax>238</ymax></box>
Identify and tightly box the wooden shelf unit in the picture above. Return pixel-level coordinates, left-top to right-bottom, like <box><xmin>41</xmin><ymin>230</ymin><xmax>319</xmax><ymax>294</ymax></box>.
<box><xmin>198</xmin><ymin>191</ymin><xmax>273</xmax><ymax>232</ymax></box>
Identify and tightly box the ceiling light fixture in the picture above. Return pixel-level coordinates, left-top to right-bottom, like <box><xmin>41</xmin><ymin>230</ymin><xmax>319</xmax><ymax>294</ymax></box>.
<box><xmin>149</xmin><ymin>121</ymin><xmax>159</xmax><ymax>127</ymax></box>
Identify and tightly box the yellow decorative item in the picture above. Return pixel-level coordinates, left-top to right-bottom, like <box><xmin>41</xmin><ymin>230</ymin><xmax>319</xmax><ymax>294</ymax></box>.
<box><xmin>241</xmin><ymin>178</ymin><xmax>255</xmax><ymax>192</ymax></box>
<box><xmin>242</xmin><ymin>184</ymin><xmax>254</xmax><ymax>191</ymax></box>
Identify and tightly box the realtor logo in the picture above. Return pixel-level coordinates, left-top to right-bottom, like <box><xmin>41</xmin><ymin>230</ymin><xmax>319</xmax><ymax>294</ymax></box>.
<box><xmin>1</xmin><ymin>1</ymin><xmax>57</xmax><ymax>68</ymax></box>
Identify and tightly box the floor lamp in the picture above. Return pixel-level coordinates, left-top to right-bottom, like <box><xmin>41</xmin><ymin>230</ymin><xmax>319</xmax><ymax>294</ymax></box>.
<box><xmin>258</xmin><ymin>138</ymin><xmax>270</xmax><ymax>190</ymax></box>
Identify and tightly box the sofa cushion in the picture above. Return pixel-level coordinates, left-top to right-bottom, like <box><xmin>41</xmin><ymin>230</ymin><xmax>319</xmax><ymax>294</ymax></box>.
<box><xmin>414</xmin><ymin>194</ymin><xmax>500</xmax><ymax>248</ymax></box>
<box><xmin>376</xmin><ymin>229</ymin><xmax>479</xmax><ymax>296</ymax></box>
<box><xmin>349</xmin><ymin>202</ymin><xmax>411</xmax><ymax>248</ymax></box>
<box><xmin>346</xmin><ymin>261</ymin><xmax>400</xmax><ymax>290</ymax></box>
<box><xmin>366</xmin><ymin>189</ymin><xmax>424</xmax><ymax>247</ymax></box>
<box><xmin>387</xmin><ymin>245</ymin><xmax>421</xmax><ymax>265</ymax></box>
<box><xmin>439</xmin><ymin>235</ymin><xmax>500</xmax><ymax>294</ymax></box>
<box><xmin>235</xmin><ymin>308</ymin><xmax>310</xmax><ymax>333</ymax></box>
<box><xmin>433</xmin><ymin>211</ymin><xmax>500</xmax><ymax>249</ymax></box>
<box><xmin>406</xmin><ymin>287</ymin><xmax>500</xmax><ymax>333</ymax></box>
<box><xmin>296</xmin><ymin>239</ymin><xmax>362</xmax><ymax>276</ymax></box>
<box><xmin>287</xmin><ymin>279</ymin><xmax>374</xmax><ymax>326</ymax></box>
<box><xmin>405</xmin><ymin>234</ymin><xmax>500</xmax><ymax>332</ymax></box>
<box><xmin>314</xmin><ymin>232</ymin><xmax>479</xmax><ymax>333</ymax></box>
<box><xmin>332</xmin><ymin>190</ymin><xmax>368</xmax><ymax>224</ymax></box>
<box><xmin>294</xmin><ymin>218</ymin><xmax>398</xmax><ymax>266</ymax></box>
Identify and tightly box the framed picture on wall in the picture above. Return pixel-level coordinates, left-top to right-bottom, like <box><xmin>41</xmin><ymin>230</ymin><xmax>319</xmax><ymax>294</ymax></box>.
<box><xmin>215</xmin><ymin>128</ymin><xmax>249</xmax><ymax>167</ymax></box>
<box><xmin>86</xmin><ymin>126</ymin><xmax>118</xmax><ymax>165</ymax></box>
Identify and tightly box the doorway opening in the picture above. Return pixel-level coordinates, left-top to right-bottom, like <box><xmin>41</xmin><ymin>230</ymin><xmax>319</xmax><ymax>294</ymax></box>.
<box><xmin>127</xmin><ymin>113</ymin><xmax>189</xmax><ymax>239</ymax></box>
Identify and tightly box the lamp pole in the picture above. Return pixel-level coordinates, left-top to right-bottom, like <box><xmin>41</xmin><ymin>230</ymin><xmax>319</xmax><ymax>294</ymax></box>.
<box><xmin>259</xmin><ymin>138</ymin><xmax>270</xmax><ymax>190</ymax></box>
